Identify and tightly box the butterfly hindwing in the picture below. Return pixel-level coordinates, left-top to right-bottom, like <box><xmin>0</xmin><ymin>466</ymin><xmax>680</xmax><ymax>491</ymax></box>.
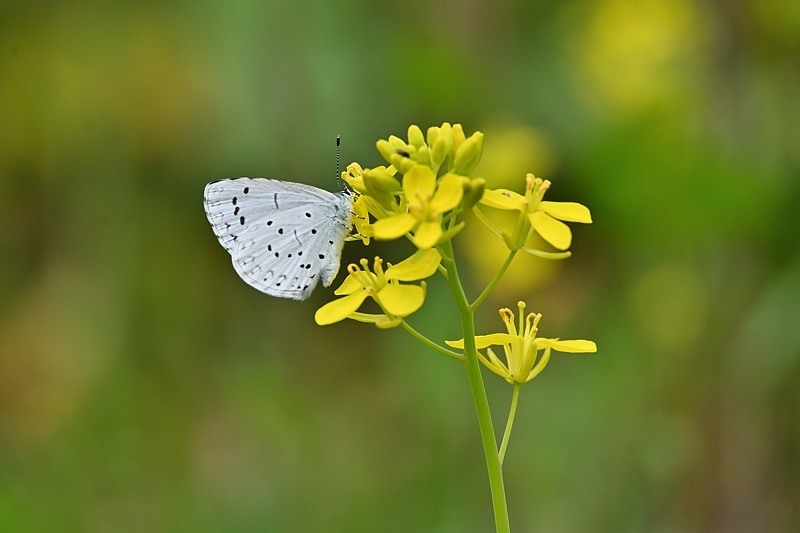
<box><xmin>233</xmin><ymin>206</ymin><xmax>346</xmax><ymax>299</ymax></box>
<box><xmin>203</xmin><ymin>178</ymin><xmax>353</xmax><ymax>300</ymax></box>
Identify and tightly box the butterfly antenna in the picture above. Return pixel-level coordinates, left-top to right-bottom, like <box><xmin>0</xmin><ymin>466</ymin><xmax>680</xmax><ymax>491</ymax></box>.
<box><xmin>336</xmin><ymin>135</ymin><xmax>342</xmax><ymax>190</ymax></box>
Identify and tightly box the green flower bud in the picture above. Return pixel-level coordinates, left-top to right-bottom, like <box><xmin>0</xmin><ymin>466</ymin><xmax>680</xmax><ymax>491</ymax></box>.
<box><xmin>376</xmin><ymin>139</ymin><xmax>394</xmax><ymax>163</ymax></box>
<box><xmin>431</xmin><ymin>136</ymin><xmax>450</xmax><ymax>167</ymax></box>
<box><xmin>363</xmin><ymin>167</ymin><xmax>402</xmax><ymax>193</ymax></box>
<box><xmin>461</xmin><ymin>177</ymin><xmax>486</xmax><ymax>210</ymax></box>
<box><xmin>426</xmin><ymin>126</ymin><xmax>440</xmax><ymax>148</ymax></box>
<box><xmin>415</xmin><ymin>145</ymin><xmax>432</xmax><ymax>166</ymax></box>
<box><xmin>450</xmin><ymin>123</ymin><xmax>466</xmax><ymax>160</ymax></box>
<box><xmin>388</xmin><ymin>135</ymin><xmax>408</xmax><ymax>151</ymax></box>
<box><xmin>390</xmin><ymin>152</ymin><xmax>417</xmax><ymax>173</ymax></box>
<box><xmin>407</xmin><ymin>125</ymin><xmax>425</xmax><ymax>148</ymax></box>
<box><xmin>438</xmin><ymin>122</ymin><xmax>452</xmax><ymax>140</ymax></box>
<box><xmin>453</xmin><ymin>131</ymin><xmax>484</xmax><ymax>175</ymax></box>
<box><xmin>362</xmin><ymin>167</ymin><xmax>400</xmax><ymax>211</ymax></box>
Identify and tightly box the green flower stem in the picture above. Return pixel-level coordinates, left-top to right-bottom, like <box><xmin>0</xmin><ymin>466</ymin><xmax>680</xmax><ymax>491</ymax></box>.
<box><xmin>470</xmin><ymin>250</ymin><xmax>517</xmax><ymax>312</ymax></box>
<box><xmin>498</xmin><ymin>384</ymin><xmax>520</xmax><ymax>466</ymax></box>
<box><xmin>401</xmin><ymin>320</ymin><xmax>464</xmax><ymax>361</ymax></box>
<box><xmin>439</xmin><ymin>239</ymin><xmax>510</xmax><ymax>533</ymax></box>
<box><xmin>472</xmin><ymin>206</ymin><xmax>505</xmax><ymax>241</ymax></box>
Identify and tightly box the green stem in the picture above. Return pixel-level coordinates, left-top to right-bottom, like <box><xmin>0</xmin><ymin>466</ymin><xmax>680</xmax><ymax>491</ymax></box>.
<box><xmin>439</xmin><ymin>239</ymin><xmax>510</xmax><ymax>533</ymax></box>
<box><xmin>470</xmin><ymin>250</ymin><xmax>517</xmax><ymax>312</ymax></box>
<box><xmin>472</xmin><ymin>206</ymin><xmax>505</xmax><ymax>241</ymax></box>
<box><xmin>400</xmin><ymin>320</ymin><xmax>464</xmax><ymax>361</ymax></box>
<box><xmin>498</xmin><ymin>384</ymin><xmax>520</xmax><ymax>466</ymax></box>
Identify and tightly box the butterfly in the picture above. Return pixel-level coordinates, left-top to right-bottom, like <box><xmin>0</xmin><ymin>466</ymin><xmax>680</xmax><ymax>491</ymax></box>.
<box><xmin>204</xmin><ymin>178</ymin><xmax>354</xmax><ymax>300</ymax></box>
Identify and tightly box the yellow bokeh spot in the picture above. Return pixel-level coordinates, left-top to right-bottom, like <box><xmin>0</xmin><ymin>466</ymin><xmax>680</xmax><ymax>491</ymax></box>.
<box><xmin>570</xmin><ymin>0</ymin><xmax>706</xmax><ymax>113</ymax></box>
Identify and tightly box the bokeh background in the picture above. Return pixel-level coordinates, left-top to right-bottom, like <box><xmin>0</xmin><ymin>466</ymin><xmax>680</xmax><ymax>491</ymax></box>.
<box><xmin>2</xmin><ymin>0</ymin><xmax>799</xmax><ymax>531</ymax></box>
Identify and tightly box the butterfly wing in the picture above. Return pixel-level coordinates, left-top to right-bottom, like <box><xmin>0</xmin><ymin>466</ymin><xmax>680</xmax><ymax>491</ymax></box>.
<box><xmin>204</xmin><ymin>178</ymin><xmax>353</xmax><ymax>300</ymax></box>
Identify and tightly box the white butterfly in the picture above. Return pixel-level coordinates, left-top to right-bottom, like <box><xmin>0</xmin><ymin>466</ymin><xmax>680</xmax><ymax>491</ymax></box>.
<box><xmin>204</xmin><ymin>178</ymin><xmax>354</xmax><ymax>300</ymax></box>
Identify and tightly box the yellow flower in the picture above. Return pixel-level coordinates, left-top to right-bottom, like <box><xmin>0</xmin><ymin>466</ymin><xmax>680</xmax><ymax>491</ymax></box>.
<box><xmin>480</xmin><ymin>173</ymin><xmax>592</xmax><ymax>251</ymax></box>
<box><xmin>372</xmin><ymin>165</ymin><xmax>464</xmax><ymax>249</ymax></box>
<box><xmin>446</xmin><ymin>301</ymin><xmax>596</xmax><ymax>384</ymax></box>
<box><xmin>341</xmin><ymin>163</ymin><xmax>403</xmax><ymax>245</ymax></box>
<box><xmin>314</xmin><ymin>249</ymin><xmax>441</xmax><ymax>328</ymax></box>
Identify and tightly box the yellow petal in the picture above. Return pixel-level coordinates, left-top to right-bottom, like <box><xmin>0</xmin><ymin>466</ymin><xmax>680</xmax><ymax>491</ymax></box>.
<box><xmin>429</xmin><ymin>173</ymin><xmax>464</xmax><ymax>213</ymax></box>
<box><xmin>476</xmin><ymin>333</ymin><xmax>516</xmax><ymax>349</ymax></box>
<box><xmin>479</xmin><ymin>348</ymin><xmax>512</xmax><ymax>381</ymax></box>
<box><xmin>378</xmin><ymin>284</ymin><xmax>424</xmax><ymax>317</ymax></box>
<box><xmin>539</xmin><ymin>201</ymin><xmax>592</xmax><ymax>223</ymax></box>
<box><xmin>314</xmin><ymin>291</ymin><xmax>369</xmax><ymax>325</ymax></box>
<box><xmin>385</xmin><ymin>248</ymin><xmax>441</xmax><ymax>281</ymax></box>
<box><xmin>529</xmin><ymin>211</ymin><xmax>572</xmax><ymax>250</ymax></box>
<box><xmin>525</xmin><ymin>346</ymin><xmax>552</xmax><ymax>382</ymax></box>
<box><xmin>413</xmin><ymin>221</ymin><xmax>443</xmax><ymax>249</ymax></box>
<box><xmin>333</xmin><ymin>273</ymin><xmax>364</xmax><ymax>295</ymax></box>
<box><xmin>373</xmin><ymin>213</ymin><xmax>417</xmax><ymax>240</ymax></box>
<box><xmin>348</xmin><ymin>312</ymin><xmax>401</xmax><ymax>328</ymax></box>
<box><xmin>344</xmin><ymin>175</ymin><xmax>368</xmax><ymax>195</ymax></box>
<box><xmin>519</xmin><ymin>246</ymin><xmax>571</xmax><ymax>259</ymax></box>
<box><xmin>536</xmin><ymin>338</ymin><xmax>597</xmax><ymax>353</ymax></box>
<box><xmin>479</xmin><ymin>188</ymin><xmax>525</xmax><ymax>210</ymax></box>
<box><xmin>445</xmin><ymin>333</ymin><xmax>515</xmax><ymax>350</ymax></box>
<box><xmin>402</xmin><ymin>164</ymin><xmax>436</xmax><ymax>197</ymax></box>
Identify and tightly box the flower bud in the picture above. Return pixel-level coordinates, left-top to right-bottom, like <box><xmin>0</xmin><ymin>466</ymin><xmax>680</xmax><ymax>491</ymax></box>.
<box><xmin>453</xmin><ymin>131</ymin><xmax>484</xmax><ymax>175</ymax></box>
<box><xmin>388</xmin><ymin>135</ymin><xmax>407</xmax><ymax>151</ymax></box>
<box><xmin>460</xmin><ymin>177</ymin><xmax>486</xmax><ymax>209</ymax></box>
<box><xmin>431</xmin><ymin>136</ymin><xmax>450</xmax><ymax>167</ymax></box>
<box><xmin>415</xmin><ymin>145</ymin><xmax>432</xmax><ymax>166</ymax></box>
<box><xmin>389</xmin><ymin>152</ymin><xmax>417</xmax><ymax>173</ymax></box>
<box><xmin>407</xmin><ymin>125</ymin><xmax>425</xmax><ymax>148</ymax></box>
<box><xmin>426</xmin><ymin>126</ymin><xmax>440</xmax><ymax>148</ymax></box>
<box><xmin>450</xmin><ymin>123</ymin><xmax>466</xmax><ymax>159</ymax></box>
<box><xmin>363</xmin><ymin>167</ymin><xmax>401</xmax><ymax>193</ymax></box>
<box><xmin>376</xmin><ymin>139</ymin><xmax>394</xmax><ymax>163</ymax></box>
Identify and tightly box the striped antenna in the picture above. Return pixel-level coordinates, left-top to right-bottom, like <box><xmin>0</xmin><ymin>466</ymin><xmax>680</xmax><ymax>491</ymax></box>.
<box><xmin>336</xmin><ymin>135</ymin><xmax>341</xmax><ymax>190</ymax></box>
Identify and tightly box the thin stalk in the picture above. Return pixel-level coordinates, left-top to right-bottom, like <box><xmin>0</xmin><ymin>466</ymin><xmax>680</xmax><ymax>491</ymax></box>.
<box><xmin>470</xmin><ymin>250</ymin><xmax>516</xmax><ymax>312</ymax></box>
<box><xmin>439</xmin><ymin>238</ymin><xmax>510</xmax><ymax>533</ymax></box>
<box><xmin>498</xmin><ymin>384</ymin><xmax>520</xmax><ymax>466</ymax></box>
<box><xmin>401</xmin><ymin>320</ymin><xmax>463</xmax><ymax>361</ymax></box>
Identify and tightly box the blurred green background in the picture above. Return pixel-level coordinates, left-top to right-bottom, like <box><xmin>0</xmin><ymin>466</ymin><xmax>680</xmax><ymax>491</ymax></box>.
<box><xmin>2</xmin><ymin>0</ymin><xmax>799</xmax><ymax>531</ymax></box>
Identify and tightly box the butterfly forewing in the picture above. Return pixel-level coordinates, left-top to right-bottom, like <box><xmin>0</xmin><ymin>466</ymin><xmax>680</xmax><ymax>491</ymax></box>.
<box><xmin>204</xmin><ymin>178</ymin><xmax>353</xmax><ymax>300</ymax></box>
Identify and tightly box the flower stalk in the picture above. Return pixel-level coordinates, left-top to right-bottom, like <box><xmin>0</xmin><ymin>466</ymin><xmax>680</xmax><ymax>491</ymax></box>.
<box><xmin>439</xmin><ymin>237</ymin><xmax>510</xmax><ymax>533</ymax></box>
<box><xmin>498</xmin><ymin>384</ymin><xmax>520</xmax><ymax>466</ymax></box>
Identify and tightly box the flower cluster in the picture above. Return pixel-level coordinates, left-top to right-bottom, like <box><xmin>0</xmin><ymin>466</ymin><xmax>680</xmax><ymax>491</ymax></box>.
<box><xmin>316</xmin><ymin>121</ymin><xmax>596</xmax><ymax>387</ymax></box>
<box><xmin>319</xmin><ymin>123</ymin><xmax>486</xmax><ymax>327</ymax></box>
